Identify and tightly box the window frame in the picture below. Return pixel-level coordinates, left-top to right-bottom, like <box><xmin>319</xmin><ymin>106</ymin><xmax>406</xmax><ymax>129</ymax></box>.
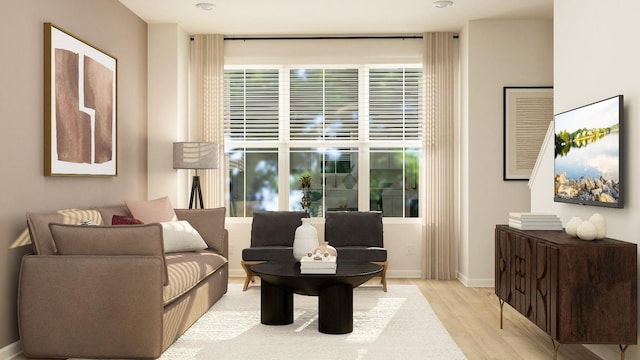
<box><xmin>224</xmin><ymin>64</ymin><xmax>422</xmax><ymax>218</ymax></box>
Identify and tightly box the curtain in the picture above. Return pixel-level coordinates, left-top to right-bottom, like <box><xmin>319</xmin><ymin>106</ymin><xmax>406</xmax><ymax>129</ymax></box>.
<box><xmin>191</xmin><ymin>34</ymin><xmax>225</xmax><ymax>207</ymax></box>
<box><xmin>422</xmin><ymin>32</ymin><xmax>456</xmax><ymax>280</ymax></box>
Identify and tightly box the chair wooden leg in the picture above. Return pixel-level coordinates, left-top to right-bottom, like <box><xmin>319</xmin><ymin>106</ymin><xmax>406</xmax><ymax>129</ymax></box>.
<box><xmin>373</xmin><ymin>261</ymin><xmax>388</xmax><ymax>292</ymax></box>
<box><xmin>241</xmin><ymin>261</ymin><xmax>262</xmax><ymax>291</ymax></box>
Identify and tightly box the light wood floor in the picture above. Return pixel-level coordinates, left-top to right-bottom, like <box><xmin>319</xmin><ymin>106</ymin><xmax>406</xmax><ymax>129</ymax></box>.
<box><xmin>397</xmin><ymin>278</ymin><xmax>602</xmax><ymax>360</ymax></box>
<box><xmin>15</xmin><ymin>278</ymin><xmax>603</xmax><ymax>360</ymax></box>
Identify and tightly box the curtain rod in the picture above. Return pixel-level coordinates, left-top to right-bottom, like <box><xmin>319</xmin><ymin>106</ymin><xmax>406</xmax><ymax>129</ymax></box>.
<box><xmin>190</xmin><ymin>34</ymin><xmax>459</xmax><ymax>41</ymax></box>
<box><xmin>225</xmin><ymin>35</ymin><xmax>423</xmax><ymax>40</ymax></box>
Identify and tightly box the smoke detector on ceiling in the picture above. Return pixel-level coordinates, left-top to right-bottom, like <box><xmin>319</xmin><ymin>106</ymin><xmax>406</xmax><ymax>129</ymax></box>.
<box><xmin>433</xmin><ymin>0</ymin><xmax>454</xmax><ymax>8</ymax></box>
<box><xmin>196</xmin><ymin>3</ymin><xmax>215</xmax><ymax>11</ymax></box>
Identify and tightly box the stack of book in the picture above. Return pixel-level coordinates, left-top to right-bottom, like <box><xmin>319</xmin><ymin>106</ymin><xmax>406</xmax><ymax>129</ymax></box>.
<box><xmin>509</xmin><ymin>212</ymin><xmax>563</xmax><ymax>230</ymax></box>
<box><xmin>300</xmin><ymin>255</ymin><xmax>337</xmax><ymax>274</ymax></box>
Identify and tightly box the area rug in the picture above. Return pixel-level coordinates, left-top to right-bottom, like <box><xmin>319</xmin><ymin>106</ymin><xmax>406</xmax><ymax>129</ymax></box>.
<box><xmin>160</xmin><ymin>284</ymin><xmax>467</xmax><ymax>360</ymax></box>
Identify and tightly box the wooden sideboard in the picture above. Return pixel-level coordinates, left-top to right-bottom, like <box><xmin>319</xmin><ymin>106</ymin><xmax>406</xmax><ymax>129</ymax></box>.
<box><xmin>495</xmin><ymin>225</ymin><xmax>637</xmax><ymax>358</ymax></box>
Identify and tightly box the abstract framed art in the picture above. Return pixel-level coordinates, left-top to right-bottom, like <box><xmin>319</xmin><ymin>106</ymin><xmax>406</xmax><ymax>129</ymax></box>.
<box><xmin>503</xmin><ymin>86</ymin><xmax>553</xmax><ymax>180</ymax></box>
<box><xmin>44</xmin><ymin>23</ymin><xmax>117</xmax><ymax>176</ymax></box>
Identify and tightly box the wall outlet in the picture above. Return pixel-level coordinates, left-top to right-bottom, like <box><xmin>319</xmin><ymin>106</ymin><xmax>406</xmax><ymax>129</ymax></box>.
<box><xmin>405</xmin><ymin>243</ymin><xmax>413</xmax><ymax>256</ymax></box>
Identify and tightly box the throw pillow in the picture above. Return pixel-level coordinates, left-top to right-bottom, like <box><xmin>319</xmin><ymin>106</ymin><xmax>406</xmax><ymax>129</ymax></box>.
<box><xmin>160</xmin><ymin>220</ymin><xmax>208</xmax><ymax>253</ymax></box>
<box><xmin>112</xmin><ymin>214</ymin><xmax>144</xmax><ymax>225</ymax></box>
<box><xmin>125</xmin><ymin>196</ymin><xmax>178</xmax><ymax>224</ymax></box>
<box><xmin>49</xmin><ymin>223</ymin><xmax>168</xmax><ymax>285</ymax></box>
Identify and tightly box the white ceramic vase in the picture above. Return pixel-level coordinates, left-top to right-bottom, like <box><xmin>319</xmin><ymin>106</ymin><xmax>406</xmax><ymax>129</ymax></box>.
<box><xmin>293</xmin><ymin>218</ymin><xmax>319</xmax><ymax>261</ymax></box>
<box><xmin>313</xmin><ymin>241</ymin><xmax>337</xmax><ymax>257</ymax></box>
<box><xmin>565</xmin><ymin>216</ymin><xmax>583</xmax><ymax>237</ymax></box>
<box><xmin>589</xmin><ymin>213</ymin><xmax>607</xmax><ymax>239</ymax></box>
<box><xmin>576</xmin><ymin>220</ymin><xmax>598</xmax><ymax>241</ymax></box>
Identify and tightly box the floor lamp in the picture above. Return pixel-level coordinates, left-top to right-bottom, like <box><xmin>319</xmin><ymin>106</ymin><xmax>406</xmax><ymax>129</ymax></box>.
<box><xmin>173</xmin><ymin>142</ymin><xmax>218</xmax><ymax>209</ymax></box>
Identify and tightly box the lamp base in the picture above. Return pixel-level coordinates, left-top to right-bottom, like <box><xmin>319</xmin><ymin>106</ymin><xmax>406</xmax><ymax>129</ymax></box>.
<box><xmin>189</xmin><ymin>175</ymin><xmax>204</xmax><ymax>209</ymax></box>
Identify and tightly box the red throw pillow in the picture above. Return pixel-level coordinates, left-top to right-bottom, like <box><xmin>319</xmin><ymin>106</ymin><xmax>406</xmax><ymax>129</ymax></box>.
<box><xmin>112</xmin><ymin>215</ymin><xmax>144</xmax><ymax>225</ymax></box>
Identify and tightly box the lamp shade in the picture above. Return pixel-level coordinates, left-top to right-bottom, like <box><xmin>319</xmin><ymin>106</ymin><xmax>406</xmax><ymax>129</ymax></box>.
<box><xmin>173</xmin><ymin>142</ymin><xmax>218</xmax><ymax>169</ymax></box>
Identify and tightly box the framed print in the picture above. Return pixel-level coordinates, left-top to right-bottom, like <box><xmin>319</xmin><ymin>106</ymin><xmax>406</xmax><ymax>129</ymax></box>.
<box><xmin>503</xmin><ymin>86</ymin><xmax>553</xmax><ymax>180</ymax></box>
<box><xmin>44</xmin><ymin>23</ymin><xmax>117</xmax><ymax>176</ymax></box>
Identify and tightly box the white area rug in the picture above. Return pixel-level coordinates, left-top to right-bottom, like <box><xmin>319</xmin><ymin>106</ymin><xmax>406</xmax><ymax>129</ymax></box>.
<box><xmin>160</xmin><ymin>284</ymin><xmax>467</xmax><ymax>360</ymax></box>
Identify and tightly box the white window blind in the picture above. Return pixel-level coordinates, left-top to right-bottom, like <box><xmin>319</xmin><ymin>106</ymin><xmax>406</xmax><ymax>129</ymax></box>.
<box><xmin>369</xmin><ymin>68</ymin><xmax>422</xmax><ymax>140</ymax></box>
<box><xmin>289</xmin><ymin>68</ymin><xmax>359</xmax><ymax>140</ymax></box>
<box><xmin>224</xmin><ymin>69</ymin><xmax>280</xmax><ymax>141</ymax></box>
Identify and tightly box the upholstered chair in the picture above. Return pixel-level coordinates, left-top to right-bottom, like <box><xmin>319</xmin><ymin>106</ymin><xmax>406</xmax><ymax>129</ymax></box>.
<box><xmin>324</xmin><ymin>211</ymin><xmax>387</xmax><ymax>291</ymax></box>
<box><xmin>241</xmin><ymin>211</ymin><xmax>307</xmax><ymax>291</ymax></box>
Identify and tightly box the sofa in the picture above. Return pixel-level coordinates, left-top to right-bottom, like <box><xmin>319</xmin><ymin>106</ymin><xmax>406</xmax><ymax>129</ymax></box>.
<box><xmin>18</xmin><ymin>202</ymin><xmax>228</xmax><ymax>359</ymax></box>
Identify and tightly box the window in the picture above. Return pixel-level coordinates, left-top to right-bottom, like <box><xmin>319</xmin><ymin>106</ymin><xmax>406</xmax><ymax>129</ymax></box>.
<box><xmin>224</xmin><ymin>65</ymin><xmax>422</xmax><ymax>218</ymax></box>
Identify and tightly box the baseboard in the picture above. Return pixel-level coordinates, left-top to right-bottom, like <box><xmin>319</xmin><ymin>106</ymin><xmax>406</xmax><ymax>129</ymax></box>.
<box><xmin>0</xmin><ymin>340</ymin><xmax>22</xmax><ymax>360</ymax></box>
<box><xmin>456</xmin><ymin>271</ymin><xmax>494</xmax><ymax>288</ymax></box>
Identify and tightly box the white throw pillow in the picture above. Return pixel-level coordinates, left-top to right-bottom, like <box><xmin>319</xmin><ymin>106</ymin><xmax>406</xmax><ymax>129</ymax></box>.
<box><xmin>160</xmin><ymin>220</ymin><xmax>208</xmax><ymax>253</ymax></box>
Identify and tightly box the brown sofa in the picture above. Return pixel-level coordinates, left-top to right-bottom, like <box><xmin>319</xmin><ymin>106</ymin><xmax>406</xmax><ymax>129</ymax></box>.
<box><xmin>18</xmin><ymin>205</ymin><xmax>228</xmax><ymax>359</ymax></box>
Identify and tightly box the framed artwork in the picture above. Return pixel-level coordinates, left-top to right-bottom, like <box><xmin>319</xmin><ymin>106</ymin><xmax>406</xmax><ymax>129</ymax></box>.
<box><xmin>503</xmin><ymin>86</ymin><xmax>553</xmax><ymax>180</ymax></box>
<box><xmin>44</xmin><ymin>23</ymin><xmax>117</xmax><ymax>176</ymax></box>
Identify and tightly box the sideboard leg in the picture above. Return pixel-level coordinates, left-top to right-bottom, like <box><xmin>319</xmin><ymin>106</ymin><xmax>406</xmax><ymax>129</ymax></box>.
<box><xmin>619</xmin><ymin>344</ymin><xmax>629</xmax><ymax>360</ymax></box>
<box><xmin>499</xmin><ymin>299</ymin><xmax>505</xmax><ymax>329</ymax></box>
<box><xmin>550</xmin><ymin>338</ymin><xmax>560</xmax><ymax>360</ymax></box>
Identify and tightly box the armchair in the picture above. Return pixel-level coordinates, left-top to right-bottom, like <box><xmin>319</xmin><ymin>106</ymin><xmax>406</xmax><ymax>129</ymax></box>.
<box><xmin>241</xmin><ymin>211</ymin><xmax>306</xmax><ymax>291</ymax></box>
<box><xmin>324</xmin><ymin>211</ymin><xmax>387</xmax><ymax>291</ymax></box>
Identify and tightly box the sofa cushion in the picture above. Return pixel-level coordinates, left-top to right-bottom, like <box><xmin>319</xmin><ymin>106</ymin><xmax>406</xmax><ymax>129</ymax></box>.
<box><xmin>333</xmin><ymin>246</ymin><xmax>387</xmax><ymax>262</ymax></box>
<box><xmin>163</xmin><ymin>250</ymin><xmax>227</xmax><ymax>305</ymax></box>
<box><xmin>49</xmin><ymin>223</ymin><xmax>169</xmax><ymax>285</ymax></box>
<box><xmin>160</xmin><ymin>220</ymin><xmax>208</xmax><ymax>253</ymax></box>
<box><xmin>242</xmin><ymin>246</ymin><xmax>295</xmax><ymax>262</ymax></box>
<box><xmin>325</xmin><ymin>211</ymin><xmax>383</xmax><ymax>247</ymax></box>
<box><xmin>96</xmin><ymin>205</ymin><xmax>133</xmax><ymax>225</ymax></box>
<box><xmin>250</xmin><ymin>211</ymin><xmax>306</xmax><ymax>247</ymax></box>
<box><xmin>125</xmin><ymin>196</ymin><xmax>178</xmax><ymax>223</ymax></box>
<box><xmin>175</xmin><ymin>208</ymin><xmax>226</xmax><ymax>254</ymax></box>
<box><xmin>26</xmin><ymin>209</ymin><xmax>105</xmax><ymax>255</ymax></box>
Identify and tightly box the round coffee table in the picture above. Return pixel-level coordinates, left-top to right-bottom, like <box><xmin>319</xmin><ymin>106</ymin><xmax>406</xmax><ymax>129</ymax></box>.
<box><xmin>251</xmin><ymin>260</ymin><xmax>382</xmax><ymax>334</ymax></box>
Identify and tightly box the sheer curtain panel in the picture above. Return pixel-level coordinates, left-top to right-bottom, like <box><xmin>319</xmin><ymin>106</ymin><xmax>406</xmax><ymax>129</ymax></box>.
<box><xmin>422</xmin><ymin>32</ymin><xmax>456</xmax><ymax>279</ymax></box>
<box><xmin>192</xmin><ymin>34</ymin><xmax>225</xmax><ymax>207</ymax></box>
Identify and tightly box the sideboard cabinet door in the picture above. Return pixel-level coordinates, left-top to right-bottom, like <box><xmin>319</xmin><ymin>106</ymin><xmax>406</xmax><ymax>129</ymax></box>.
<box><xmin>495</xmin><ymin>225</ymin><xmax>637</xmax><ymax>347</ymax></box>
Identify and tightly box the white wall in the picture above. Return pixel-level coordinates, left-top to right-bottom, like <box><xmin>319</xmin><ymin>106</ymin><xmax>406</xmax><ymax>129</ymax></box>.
<box><xmin>0</xmin><ymin>0</ymin><xmax>148</xmax><ymax>351</ymax></box>
<box><xmin>147</xmin><ymin>24</ymin><xmax>191</xmax><ymax>206</ymax></box>
<box><xmin>529</xmin><ymin>1</ymin><xmax>640</xmax><ymax>358</ymax></box>
<box><xmin>458</xmin><ymin>19</ymin><xmax>553</xmax><ymax>286</ymax></box>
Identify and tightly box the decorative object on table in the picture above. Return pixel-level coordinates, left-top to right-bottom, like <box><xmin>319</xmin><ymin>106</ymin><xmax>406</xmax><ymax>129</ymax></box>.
<box><xmin>293</xmin><ymin>218</ymin><xmax>318</xmax><ymax>261</ymax></box>
<box><xmin>44</xmin><ymin>23</ymin><xmax>117</xmax><ymax>176</ymax></box>
<box><xmin>565</xmin><ymin>216</ymin><xmax>583</xmax><ymax>237</ymax></box>
<box><xmin>589</xmin><ymin>213</ymin><xmax>607</xmax><ymax>239</ymax></box>
<box><xmin>576</xmin><ymin>220</ymin><xmax>598</xmax><ymax>241</ymax></box>
<box><xmin>508</xmin><ymin>212</ymin><xmax>562</xmax><ymax>230</ymax></box>
<box><xmin>173</xmin><ymin>142</ymin><xmax>218</xmax><ymax>209</ymax></box>
<box><xmin>564</xmin><ymin>214</ymin><xmax>606</xmax><ymax>241</ymax></box>
<box><xmin>300</xmin><ymin>249</ymin><xmax>337</xmax><ymax>274</ymax></box>
<box><xmin>313</xmin><ymin>241</ymin><xmax>337</xmax><ymax>257</ymax></box>
<box><xmin>299</xmin><ymin>174</ymin><xmax>312</xmax><ymax>215</ymax></box>
<box><xmin>503</xmin><ymin>86</ymin><xmax>553</xmax><ymax>180</ymax></box>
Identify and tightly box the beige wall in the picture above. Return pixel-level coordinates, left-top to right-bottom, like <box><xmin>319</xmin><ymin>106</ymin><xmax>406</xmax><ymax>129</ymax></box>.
<box><xmin>0</xmin><ymin>0</ymin><xmax>147</xmax><ymax>351</ymax></box>
<box><xmin>530</xmin><ymin>1</ymin><xmax>640</xmax><ymax>358</ymax></box>
<box><xmin>458</xmin><ymin>19</ymin><xmax>553</xmax><ymax>286</ymax></box>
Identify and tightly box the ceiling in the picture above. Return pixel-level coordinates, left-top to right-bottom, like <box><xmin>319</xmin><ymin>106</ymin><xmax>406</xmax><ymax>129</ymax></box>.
<box><xmin>117</xmin><ymin>0</ymin><xmax>553</xmax><ymax>36</ymax></box>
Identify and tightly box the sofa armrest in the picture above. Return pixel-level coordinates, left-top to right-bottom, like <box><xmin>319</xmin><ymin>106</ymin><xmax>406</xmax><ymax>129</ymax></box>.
<box><xmin>175</xmin><ymin>208</ymin><xmax>227</xmax><ymax>258</ymax></box>
<box><xmin>18</xmin><ymin>255</ymin><xmax>164</xmax><ymax>359</ymax></box>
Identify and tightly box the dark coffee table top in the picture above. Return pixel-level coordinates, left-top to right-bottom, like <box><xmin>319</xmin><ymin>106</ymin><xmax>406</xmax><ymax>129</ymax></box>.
<box><xmin>251</xmin><ymin>260</ymin><xmax>382</xmax><ymax>296</ymax></box>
